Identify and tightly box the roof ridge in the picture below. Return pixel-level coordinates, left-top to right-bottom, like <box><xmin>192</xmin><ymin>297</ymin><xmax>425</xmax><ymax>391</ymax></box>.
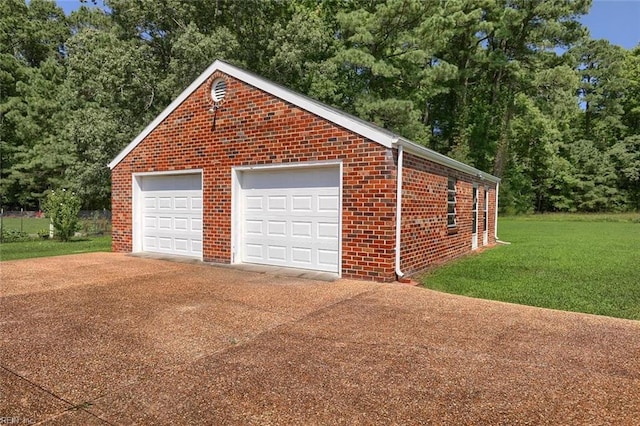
<box><xmin>108</xmin><ymin>59</ymin><xmax>499</xmax><ymax>183</ymax></box>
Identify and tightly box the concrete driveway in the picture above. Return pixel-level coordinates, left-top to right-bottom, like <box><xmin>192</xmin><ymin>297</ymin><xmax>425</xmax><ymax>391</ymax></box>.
<box><xmin>2</xmin><ymin>253</ymin><xmax>639</xmax><ymax>425</ymax></box>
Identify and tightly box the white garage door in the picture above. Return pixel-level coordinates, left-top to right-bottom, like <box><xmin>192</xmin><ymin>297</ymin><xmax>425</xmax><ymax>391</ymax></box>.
<box><xmin>239</xmin><ymin>167</ymin><xmax>340</xmax><ymax>273</ymax></box>
<box><xmin>139</xmin><ymin>174</ymin><xmax>203</xmax><ymax>258</ymax></box>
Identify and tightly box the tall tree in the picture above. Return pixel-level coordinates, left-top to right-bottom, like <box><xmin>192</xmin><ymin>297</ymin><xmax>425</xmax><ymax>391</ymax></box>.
<box><xmin>0</xmin><ymin>0</ymin><xmax>71</xmax><ymax>208</ymax></box>
<box><xmin>1</xmin><ymin>0</ymin><xmax>637</xmax><ymax>213</ymax></box>
<box><xmin>571</xmin><ymin>39</ymin><xmax>627</xmax><ymax>146</ymax></box>
<box><xmin>62</xmin><ymin>25</ymin><xmax>158</xmax><ymax>208</ymax></box>
<box><xmin>621</xmin><ymin>45</ymin><xmax>640</xmax><ymax>135</ymax></box>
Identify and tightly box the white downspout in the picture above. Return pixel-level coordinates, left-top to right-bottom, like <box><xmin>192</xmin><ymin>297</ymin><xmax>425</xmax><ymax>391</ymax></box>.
<box><xmin>395</xmin><ymin>144</ymin><xmax>405</xmax><ymax>280</ymax></box>
<box><xmin>494</xmin><ymin>181</ymin><xmax>500</xmax><ymax>240</ymax></box>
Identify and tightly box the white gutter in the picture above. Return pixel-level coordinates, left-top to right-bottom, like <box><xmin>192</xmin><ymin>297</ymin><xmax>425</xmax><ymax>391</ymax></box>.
<box><xmin>395</xmin><ymin>144</ymin><xmax>405</xmax><ymax>280</ymax></box>
<box><xmin>395</xmin><ymin>138</ymin><xmax>500</xmax><ymax>184</ymax></box>
<box><xmin>495</xmin><ymin>181</ymin><xmax>500</xmax><ymax>240</ymax></box>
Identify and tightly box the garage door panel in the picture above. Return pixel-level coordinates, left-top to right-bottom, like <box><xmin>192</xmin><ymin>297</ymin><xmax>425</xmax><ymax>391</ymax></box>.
<box><xmin>158</xmin><ymin>197</ymin><xmax>172</xmax><ymax>209</ymax></box>
<box><xmin>144</xmin><ymin>216</ymin><xmax>157</xmax><ymax>229</ymax></box>
<box><xmin>243</xmin><ymin>168</ymin><xmax>338</xmax><ymax>189</ymax></box>
<box><xmin>144</xmin><ymin>197</ymin><xmax>156</xmax><ymax>209</ymax></box>
<box><xmin>318</xmin><ymin>249</ymin><xmax>339</xmax><ymax>266</ymax></box>
<box><xmin>245</xmin><ymin>244</ymin><xmax>263</xmax><ymax>260</ymax></box>
<box><xmin>317</xmin><ymin>222</ymin><xmax>339</xmax><ymax>239</ymax></box>
<box><xmin>142</xmin><ymin>174</ymin><xmax>202</xmax><ymax>191</ymax></box>
<box><xmin>245</xmin><ymin>196</ymin><xmax>263</xmax><ymax>210</ymax></box>
<box><xmin>318</xmin><ymin>195</ymin><xmax>339</xmax><ymax>212</ymax></box>
<box><xmin>191</xmin><ymin>197</ymin><xmax>203</xmax><ymax>210</ymax></box>
<box><xmin>292</xmin><ymin>196</ymin><xmax>312</xmax><ymax>212</ymax></box>
<box><xmin>174</xmin><ymin>197</ymin><xmax>189</xmax><ymax>209</ymax></box>
<box><xmin>158</xmin><ymin>237</ymin><xmax>172</xmax><ymax>250</ymax></box>
<box><xmin>240</xmin><ymin>167</ymin><xmax>340</xmax><ymax>273</ymax></box>
<box><xmin>267</xmin><ymin>245</ymin><xmax>287</xmax><ymax>261</ymax></box>
<box><xmin>144</xmin><ymin>236</ymin><xmax>157</xmax><ymax>249</ymax></box>
<box><xmin>267</xmin><ymin>196</ymin><xmax>286</xmax><ymax>211</ymax></box>
<box><xmin>267</xmin><ymin>220</ymin><xmax>287</xmax><ymax>236</ymax></box>
<box><xmin>245</xmin><ymin>220</ymin><xmax>263</xmax><ymax>235</ymax></box>
<box><xmin>291</xmin><ymin>247</ymin><xmax>312</xmax><ymax>264</ymax></box>
<box><xmin>139</xmin><ymin>174</ymin><xmax>202</xmax><ymax>258</ymax></box>
<box><xmin>174</xmin><ymin>238</ymin><xmax>189</xmax><ymax>252</ymax></box>
<box><xmin>174</xmin><ymin>217</ymin><xmax>188</xmax><ymax>231</ymax></box>
<box><xmin>292</xmin><ymin>221</ymin><xmax>312</xmax><ymax>237</ymax></box>
<box><xmin>158</xmin><ymin>217</ymin><xmax>172</xmax><ymax>230</ymax></box>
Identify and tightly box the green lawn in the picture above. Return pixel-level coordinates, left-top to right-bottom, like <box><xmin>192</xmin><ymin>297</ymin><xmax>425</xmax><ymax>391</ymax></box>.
<box><xmin>1</xmin><ymin>217</ymin><xmax>51</xmax><ymax>234</ymax></box>
<box><xmin>0</xmin><ymin>236</ymin><xmax>112</xmax><ymax>261</ymax></box>
<box><xmin>421</xmin><ymin>215</ymin><xmax>640</xmax><ymax>320</ymax></box>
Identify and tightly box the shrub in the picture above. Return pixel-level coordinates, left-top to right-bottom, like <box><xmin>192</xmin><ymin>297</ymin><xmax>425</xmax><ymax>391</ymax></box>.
<box><xmin>42</xmin><ymin>189</ymin><xmax>81</xmax><ymax>242</ymax></box>
<box><xmin>1</xmin><ymin>229</ymin><xmax>31</xmax><ymax>243</ymax></box>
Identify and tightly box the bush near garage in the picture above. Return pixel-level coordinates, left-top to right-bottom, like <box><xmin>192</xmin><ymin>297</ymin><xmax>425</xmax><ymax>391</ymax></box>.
<box><xmin>42</xmin><ymin>189</ymin><xmax>81</xmax><ymax>242</ymax></box>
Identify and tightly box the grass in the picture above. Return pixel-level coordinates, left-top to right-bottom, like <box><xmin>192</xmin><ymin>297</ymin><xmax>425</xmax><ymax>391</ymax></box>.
<box><xmin>2</xmin><ymin>216</ymin><xmax>111</xmax><ymax>236</ymax></box>
<box><xmin>420</xmin><ymin>214</ymin><xmax>640</xmax><ymax>321</ymax></box>
<box><xmin>505</xmin><ymin>212</ymin><xmax>640</xmax><ymax>223</ymax></box>
<box><xmin>1</xmin><ymin>217</ymin><xmax>51</xmax><ymax>235</ymax></box>
<box><xmin>0</xmin><ymin>236</ymin><xmax>112</xmax><ymax>261</ymax></box>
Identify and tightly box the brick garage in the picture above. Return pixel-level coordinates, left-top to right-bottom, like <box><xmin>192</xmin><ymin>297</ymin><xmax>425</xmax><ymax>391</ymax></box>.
<box><xmin>109</xmin><ymin>61</ymin><xmax>499</xmax><ymax>282</ymax></box>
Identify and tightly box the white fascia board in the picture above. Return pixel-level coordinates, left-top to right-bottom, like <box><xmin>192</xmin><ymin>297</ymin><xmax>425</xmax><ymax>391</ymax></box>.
<box><xmin>109</xmin><ymin>60</ymin><xmax>396</xmax><ymax>169</ymax></box>
<box><xmin>395</xmin><ymin>138</ymin><xmax>501</xmax><ymax>184</ymax></box>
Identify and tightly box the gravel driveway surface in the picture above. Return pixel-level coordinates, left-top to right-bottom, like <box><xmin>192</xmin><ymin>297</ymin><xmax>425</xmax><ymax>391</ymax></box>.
<box><xmin>2</xmin><ymin>253</ymin><xmax>639</xmax><ymax>425</ymax></box>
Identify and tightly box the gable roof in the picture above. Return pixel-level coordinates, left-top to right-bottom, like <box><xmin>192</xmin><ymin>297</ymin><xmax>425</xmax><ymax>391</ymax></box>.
<box><xmin>108</xmin><ymin>60</ymin><xmax>499</xmax><ymax>183</ymax></box>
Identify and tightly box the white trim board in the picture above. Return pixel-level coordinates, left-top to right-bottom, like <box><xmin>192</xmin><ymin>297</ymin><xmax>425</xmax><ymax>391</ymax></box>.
<box><xmin>108</xmin><ymin>60</ymin><xmax>500</xmax><ymax>184</ymax></box>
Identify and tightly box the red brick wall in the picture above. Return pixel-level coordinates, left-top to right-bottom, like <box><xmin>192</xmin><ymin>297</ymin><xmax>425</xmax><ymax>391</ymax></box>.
<box><xmin>112</xmin><ymin>72</ymin><xmax>398</xmax><ymax>281</ymax></box>
<box><xmin>398</xmin><ymin>151</ymin><xmax>498</xmax><ymax>276</ymax></box>
<box><xmin>112</xmin><ymin>70</ymin><xmax>498</xmax><ymax>282</ymax></box>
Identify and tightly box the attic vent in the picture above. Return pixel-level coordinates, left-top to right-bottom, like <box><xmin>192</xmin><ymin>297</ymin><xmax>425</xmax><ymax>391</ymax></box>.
<box><xmin>210</xmin><ymin>78</ymin><xmax>227</xmax><ymax>103</ymax></box>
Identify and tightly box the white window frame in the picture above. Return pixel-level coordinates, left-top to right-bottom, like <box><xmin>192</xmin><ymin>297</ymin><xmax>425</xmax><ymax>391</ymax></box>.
<box><xmin>483</xmin><ymin>187</ymin><xmax>489</xmax><ymax>232</ymax></box>
<box><xmin>472</xmin><ymin>184</ymin><xmax>479</xmax><ymax>250</ymax></box>
<box><xmin>483</xmin><ymin>186</ymin><xmax>489</xmax><ymax>245</ymax></box>
<box><xmin>447</xmin><ymin>177</ymin><xmax>457</xmax><ymax>229</ymax></box>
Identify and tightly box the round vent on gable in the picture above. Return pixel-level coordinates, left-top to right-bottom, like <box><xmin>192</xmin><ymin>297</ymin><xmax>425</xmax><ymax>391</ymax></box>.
<box><xmin>210</xmin><ymin>78</ymin><xmax>227</xmax><ymax>103</ymax></box>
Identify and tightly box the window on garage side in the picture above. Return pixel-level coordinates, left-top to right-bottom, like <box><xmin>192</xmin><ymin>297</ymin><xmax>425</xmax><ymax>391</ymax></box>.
<box><xmin>447</xmin><ymin>177</ymin><xmax>457</xmax><ymax>229</ymax></box>
<box><xmin>483</xmin><ymin>187</ymin><xmax>489</xmax><ymax>232</ymax></box>
<box><xmin>472</xmin><ymin>185</ymin><xmax>478</xmax><ymax>234</ymax></box>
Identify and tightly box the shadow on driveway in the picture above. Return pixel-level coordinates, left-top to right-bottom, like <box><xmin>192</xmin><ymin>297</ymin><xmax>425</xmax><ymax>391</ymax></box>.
<box><xmin>2</xmin><ymin>253</ymin><xmax>639</xmax><ymax>424</ymax></box>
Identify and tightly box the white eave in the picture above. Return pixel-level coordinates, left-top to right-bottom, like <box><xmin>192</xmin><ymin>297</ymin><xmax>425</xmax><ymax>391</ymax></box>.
<box><xmin>397</xmin><ymin>138</ymin><xmax>500</xmax><ymax>183</ymax></box>
<box><xmin>108</xmin><ymin>60</ymin><xmax>500</xmax><ymax>183</ymax></box>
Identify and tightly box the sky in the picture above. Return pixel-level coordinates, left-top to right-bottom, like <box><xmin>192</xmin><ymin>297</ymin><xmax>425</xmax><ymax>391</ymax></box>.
<box><xmin>581</xmin><ymin>0</ymin><xmax>640</xmax><ymax>49</ymax></box>
<box><xmin>56</xmin><ymin>0</ymin><xmax>640</xmax><ymax>50</ymax></box>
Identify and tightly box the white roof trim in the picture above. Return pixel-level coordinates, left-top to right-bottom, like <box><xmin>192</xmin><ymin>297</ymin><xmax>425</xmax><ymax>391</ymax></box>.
<box><xmin>397</xmin><ymin>138</ymin><xmax>501</xmax><ymax>183</ymax></box>
<box><xmin>108</xmin><ymin>60</ymin><xmax>499</xmax><ymax>183</ymax></box>
<box><xmin>108</xmin><ymin>61</ymin><xmax>222</xmax><ymax>169</ymax></box>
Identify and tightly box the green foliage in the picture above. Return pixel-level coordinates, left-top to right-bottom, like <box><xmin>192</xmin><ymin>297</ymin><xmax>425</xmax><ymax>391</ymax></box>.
<box><xmin>0</xmin><ymin>235</ymin><xmax>111</xmax><ymax>261</ymax></box>
<box><xmin>0</xmin><ymin>0</ymin><xmax>638</xmax><ymax>214</ymax></box>
<box><xmin>622</xmin><ymin>46</ymin><xmax>640</xmax><ymax>134</ymax></box>
<box><xmin>1</xmin><ymin>228</ymin><xmax>30</xmax><ymax>242</ymax></box>
<box><xmin>610</xmin><ymin>135</ymin><xmax>640</xmax><ymax>209</ymax></box>
<box><xmin>42</xmin><ymin>189</ymin><xmax>81</xmax><ymax>241</ymax></box>
<box><xmin>421</xmin><ymin>217</ymin><xmax>640</xmax><ymax>320</ymax></box>
<box><xmin>571</xmin><ymin>39</ymin><xmax>628</xmax><ymax>143</ymax></box>
<box><xmin>0</xmin><ymin>217</ymin><xmax>50</xmax><ymax>234</ymax></box>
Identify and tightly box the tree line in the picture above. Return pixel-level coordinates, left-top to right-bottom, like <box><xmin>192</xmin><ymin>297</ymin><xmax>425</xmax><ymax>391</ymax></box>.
<box><xmin>1</xmin><ymin>0</ymin><xmax>638</xmax><ymax>212</ymax></box>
